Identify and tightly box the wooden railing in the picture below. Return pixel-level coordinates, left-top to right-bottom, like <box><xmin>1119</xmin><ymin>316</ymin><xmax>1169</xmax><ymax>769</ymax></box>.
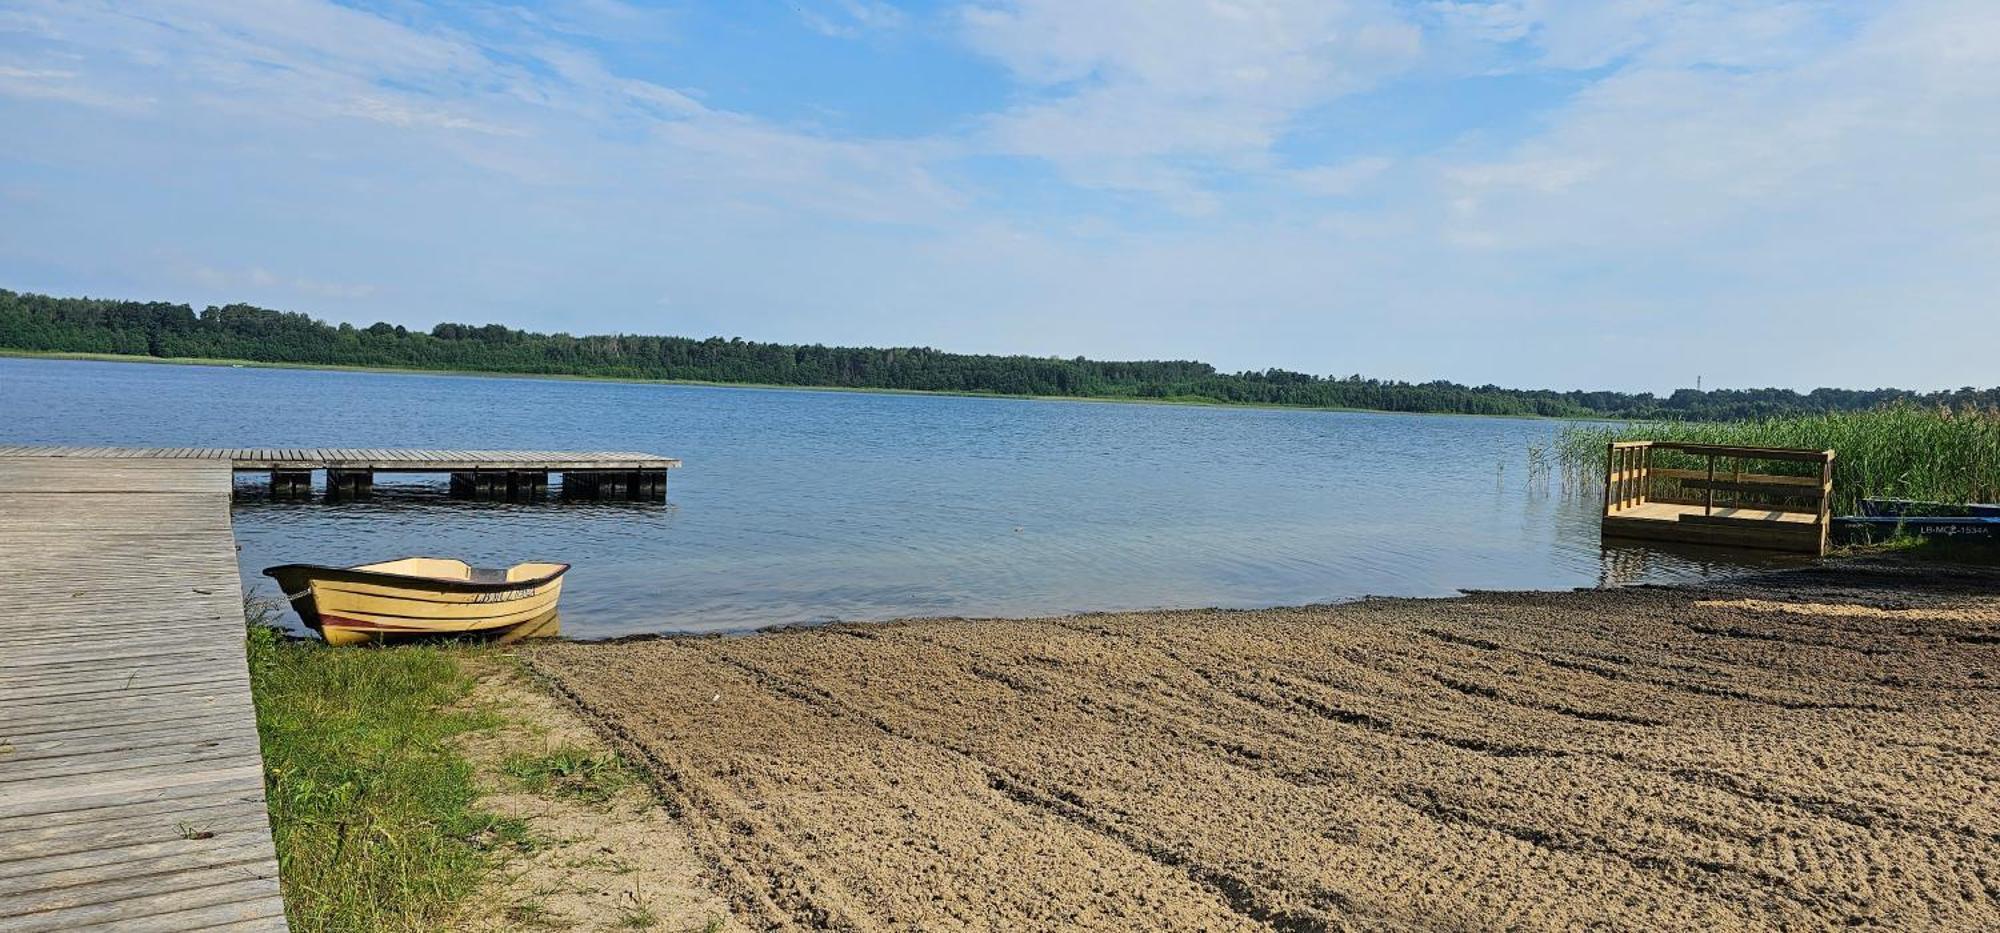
<box><xmin>1604</xmin><ymin>441</ymin><xmax>1836</xmax><ymax>524</ymax></box>
<box><xmin>1604</xmin><ymin>440</ymin><xmax>1654</xmax><ymax>515</ymax></box>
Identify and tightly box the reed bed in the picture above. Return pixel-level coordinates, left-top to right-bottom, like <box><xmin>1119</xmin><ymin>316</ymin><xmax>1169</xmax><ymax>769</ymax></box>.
<box><xmin>1558</xmin><ymin>405</ymin><xmax>2000</xmax><ymax>516</ymax></box>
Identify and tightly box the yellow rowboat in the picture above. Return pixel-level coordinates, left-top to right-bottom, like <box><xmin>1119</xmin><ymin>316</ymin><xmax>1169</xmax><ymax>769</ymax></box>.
<box><xmin>263</xmin><ymin>557</ymin><xmax>569</xmax><ymax>646</ymax></box>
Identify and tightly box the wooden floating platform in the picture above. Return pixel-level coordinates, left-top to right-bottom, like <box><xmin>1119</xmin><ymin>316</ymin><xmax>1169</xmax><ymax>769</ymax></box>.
<box><xmin>1601</xmin><ymin>441</ymin><xmax>1834</xmax><ymax>555</ymax></box>
<box><xmin>0</xmin><ymin>457</ymin><xmax>288</xmax><ymax>931</ymax></box>
<box><xmin>0</xmin><ymin>447</ymin><xmax>682</xmax><ymax>501</ymax></box>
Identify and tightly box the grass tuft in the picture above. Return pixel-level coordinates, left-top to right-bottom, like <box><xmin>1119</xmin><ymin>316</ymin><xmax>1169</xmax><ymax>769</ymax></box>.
<box><xmin>616</xmin><ymin>905</ymin><xmax>660</xmax><ymax>929</ymax></box>
<box><xmin>502</xmin><ymin>899</ymin><xmax>565</xmax><ymax>929</ymax></box>
<box><xmin>502</xmin><ymin>746</ymin><xmax>635</xmax><ymax>804</ymax></box>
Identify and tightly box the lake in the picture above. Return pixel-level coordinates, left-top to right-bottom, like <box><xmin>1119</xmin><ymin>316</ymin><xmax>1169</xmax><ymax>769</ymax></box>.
<box><xmin>0</xmin><ymin>356</ymin><xmax>1786</xmax><ymax>638</ymax></box>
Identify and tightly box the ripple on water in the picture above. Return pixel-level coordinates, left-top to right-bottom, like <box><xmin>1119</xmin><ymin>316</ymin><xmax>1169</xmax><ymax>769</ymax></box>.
<box><xmin>0</xmin><ymin>356</ymin><xmax>1791</xmax><ymax>638</ymax></box>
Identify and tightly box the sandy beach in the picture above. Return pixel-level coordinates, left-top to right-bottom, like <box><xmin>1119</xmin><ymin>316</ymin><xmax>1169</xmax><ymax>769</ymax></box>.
<box><xmin>526</xmin><ymin>561</ymin><xmax>2000</xmax><ymax>931</ymax></box>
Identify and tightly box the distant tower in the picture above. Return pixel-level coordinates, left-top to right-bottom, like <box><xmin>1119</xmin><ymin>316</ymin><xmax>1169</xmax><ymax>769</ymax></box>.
<box><xmin>1696</xmin><ymin>374</ymin><xmax>1703</xmax><ymax>392</ymax></box>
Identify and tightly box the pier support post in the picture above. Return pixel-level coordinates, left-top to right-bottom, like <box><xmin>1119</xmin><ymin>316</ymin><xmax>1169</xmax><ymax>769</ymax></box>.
<box><xmin>558</xmin><ymin>470</ymin><xmax>666</xmax><ymax>501</ymax></box>
<box><xmin>270</xmin><ymin>469</ymin><xmax>312</xmax><ymax>498</ymax></box>
<box><xmin>506</xmin><ymin>470</ymin><xmax>547</xmax><ymax>501</ymax></box>
<box><xmin>327</xmin><ymin>469</ymin><xmax>373</xmax><ymax>500</ymax></box>
<box><xmin>451</xmin><ymin>471</ymin><xmax>514</xmax><ymax>500</ymax></box>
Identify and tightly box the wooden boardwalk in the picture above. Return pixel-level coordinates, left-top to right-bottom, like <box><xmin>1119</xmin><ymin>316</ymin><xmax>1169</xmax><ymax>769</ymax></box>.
<box><xmin>0</xmin><ymin>457</ymin><xmax>288</xmax><ymax>931</ymax></box>
<box><xmin>0</xmin><ymin>447</ymin><xmax>680</xmax><ymax>472</ymax></box>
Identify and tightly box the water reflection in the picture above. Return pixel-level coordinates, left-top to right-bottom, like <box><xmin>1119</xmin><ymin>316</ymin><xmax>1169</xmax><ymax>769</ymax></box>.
<box><xmin>1595</xmin><ymin>540</ymin><xmax>1809</xmax><ymax>587</ymax></box>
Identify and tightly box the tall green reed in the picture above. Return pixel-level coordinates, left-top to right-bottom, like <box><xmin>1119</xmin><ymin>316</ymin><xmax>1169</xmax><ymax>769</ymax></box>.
<box><xmin>1557</xmin><ymin>404</ymin><xmax>2000</xmax><ymax>516</ymax></box>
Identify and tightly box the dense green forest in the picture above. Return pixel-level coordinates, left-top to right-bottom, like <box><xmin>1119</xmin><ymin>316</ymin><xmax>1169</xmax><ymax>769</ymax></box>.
<box><xmin>3</xmin><ymin>288</ymin><xmax>1993</xmax><ymax>420</ymax></box>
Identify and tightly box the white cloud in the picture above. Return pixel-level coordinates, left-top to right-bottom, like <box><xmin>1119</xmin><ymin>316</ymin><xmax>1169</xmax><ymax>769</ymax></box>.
<box><xmin>797</xmin><ymin>1</ymin><xmax>907</xmax><ymax>39</ymax></box>
<box><xmin>1442</xmin><ymin>0</ymin><xmax>2000</xmax><ymax>252</ymax></box>
<box><xmin>340</xmin><ymin>95</ymin><xmax>521</xmax><ymax>135</ymax></box>
<box><xmin>1</xmin><ymin>0</ymin><xmax>1996</xmax><ymax>390</ymax></box>
<box><xmin>960</xmin><ymin>0</ymin><xmax>1421</xmax><ymax>205</ymax></box>
<box><xmin>0</xmin><ymin>62</ymin><xmax>150</xmax><ymax>110</ymax></box>
<box><xmin>188</xmin><ymin>264</ymin><xmax>378</xmax><ymax>301</ymax></box>
<box><xmin>1291</xmin><ymin>156</ymin><xmax>1394</xmax><ymax>197</ymax></box>
<box><xmin>1429</xmin><ymin>0</ymin><xmax>1841</xmax><ymax>70</ymax></box>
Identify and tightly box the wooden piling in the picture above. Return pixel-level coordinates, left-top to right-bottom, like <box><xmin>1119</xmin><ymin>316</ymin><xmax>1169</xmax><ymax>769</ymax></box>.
<box><xmin>507</xmin><ymin>470</ymin><xmax>547</xmax><ymax>500</ymax></box>
<box><xmin>327</xmin><ymin>468</ymin><xmax>373</xmax><ymax>499</ymax></box>
<box><xmin>270</xmin><ymin>468</ymin><xmax>312</xmax><ymax>498</ymax></box>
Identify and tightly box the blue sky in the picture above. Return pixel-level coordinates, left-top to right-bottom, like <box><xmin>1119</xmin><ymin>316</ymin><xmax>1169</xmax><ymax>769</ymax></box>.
<box><xmin>1</xmin><ymin>1</ymin><xmax>1994</xmax><ymax>391</ymax></box>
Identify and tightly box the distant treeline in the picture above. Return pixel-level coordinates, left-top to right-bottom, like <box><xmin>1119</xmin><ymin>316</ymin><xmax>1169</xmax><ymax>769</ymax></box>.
<box><xmin>3</xmin><ymin>288</ymin><xmax>1994</xmax><ymax>420</ymax></box>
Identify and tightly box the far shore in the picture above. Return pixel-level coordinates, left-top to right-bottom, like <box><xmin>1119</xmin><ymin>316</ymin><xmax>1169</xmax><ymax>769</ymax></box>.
<box><xmin>0</xmin><ymin>347</ymin><xmax>1589</xmax><ymax>422</ymax></box>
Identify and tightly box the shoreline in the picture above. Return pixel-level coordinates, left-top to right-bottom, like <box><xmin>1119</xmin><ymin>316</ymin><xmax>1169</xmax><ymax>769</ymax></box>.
<box><xmin>523</xmin><ymin>559</ymin><xmax>2000</xmax><ymax>929</ymax></box>
<box><xmin>0</xmin><ymin>348</ymin><xmax>1588</xmax><ymax>422</ymax></box>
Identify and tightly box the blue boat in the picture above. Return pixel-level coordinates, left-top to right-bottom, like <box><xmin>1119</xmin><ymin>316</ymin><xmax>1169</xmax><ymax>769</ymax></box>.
<box><xmin>1859</xmin><ymin>498</ymin><xmax>2000</xmax><ymax>518</ymax></box>
<box><xmin>1835</xmin><ymin>514</ymin><xmax>2000</xmax><ymax>542</ymax></box>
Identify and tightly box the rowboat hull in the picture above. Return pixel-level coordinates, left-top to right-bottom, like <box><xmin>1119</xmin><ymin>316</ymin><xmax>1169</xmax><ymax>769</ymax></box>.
<box><xmin>1833</xmin><ymin>515</ymin><xmax>2000</xmax><ymax>544</ymax></box>
<box><xmin>1860</xmin><ymin>498</ymin><xmax>2000</xmax><ymax>519</ymax></box>
<box><xmin>263</xmin><ymin>557</ymin><xmax>568</xmax><ymax>646</ymax></box>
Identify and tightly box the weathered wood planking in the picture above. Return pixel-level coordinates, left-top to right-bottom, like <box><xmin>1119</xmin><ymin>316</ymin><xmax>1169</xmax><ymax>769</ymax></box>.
<box><xmin>0</xmin><ymin>458</ymin><xmax>288</xmax><ymax>932</ymax></box>
<box><xmin>0</xmin><ymin>447</ymin><xmax>680</xmax><ymax>473</ymax></box>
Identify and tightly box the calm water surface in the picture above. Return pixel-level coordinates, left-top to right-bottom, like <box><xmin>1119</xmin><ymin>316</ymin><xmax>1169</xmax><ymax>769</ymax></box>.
<box><xmin>1</xmin><ymin>357</ymin><xmax>1790</xmax><ymax>637</ymax></box>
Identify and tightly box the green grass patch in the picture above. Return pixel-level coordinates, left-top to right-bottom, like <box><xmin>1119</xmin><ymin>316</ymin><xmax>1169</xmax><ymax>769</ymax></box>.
<box><xmin>247</xmin><ymin>621</ymin><xmax>526</xmax><ymax>932</ymax></box>
<box><xmin>616</xmin><ymin>905</ymin><xmax>661</xmax><ymax>929</ymax></box>
<box><xmin>500</xmin><ymin>746</ymin><xmax>635</xmax><ymax>804</ymax></box>
<box><xmin>500</xmin><ymin>899</ymin><xmax>565</xmax><ymax>929</ymax></box>
<box><xmin>1559</xmin><ymin>404</ymin><xmax>2000</xmax><ymax>516</ymax></box>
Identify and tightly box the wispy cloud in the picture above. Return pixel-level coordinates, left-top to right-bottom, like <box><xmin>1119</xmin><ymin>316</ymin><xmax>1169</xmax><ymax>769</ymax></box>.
<box><xmin>341</xmin><ymin>95</ymin><xmax>522</xmax><ymax>135</ymax></box>
<box><xmin>0</xmin><ymin>0</ymin><xmax>1994</xmax><ymax>390</ymax></box>
<box><xmin>959</xmin><ymin>0</ymin><xmax>1421</xmax><ymax>207</ymax></box>
<box><xmin>796</xmin><ymin>0</ymin><xmax>906</xmax><ymax>39</ymax></box>
<box><xmin>0</xmin><ymin>62</ymin><xmax>151</xmax><ymax>110</ymax></box>
<box><xmin>187</xmin><ymin>264</ymin><xmax>378</xmax><ymax>301</ymax></box>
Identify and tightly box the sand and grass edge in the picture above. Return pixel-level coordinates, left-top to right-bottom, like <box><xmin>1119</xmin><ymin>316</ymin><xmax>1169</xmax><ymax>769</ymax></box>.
<box><xmin>245</xmin><ymin>616</ymin><xmax>733</xmax><ymax>932</ymax></box>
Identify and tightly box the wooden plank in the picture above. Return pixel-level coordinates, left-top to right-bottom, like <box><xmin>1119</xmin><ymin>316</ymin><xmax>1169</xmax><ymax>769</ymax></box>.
<box><xmin>1672</xmin><ymin>477</ymin><xmax>1826</xmax><ymax>500</ymax></box>
<box><xmin>1647</xmin><ymin>442</ymin><xmax>1833</xmax><ymax>463</ymax></box>
<box><xmin>0</xmin><ymin>798</ymin><xmax>269</xmax><ymax>848</ymax></box>
<box><xmin>0</xmin><ymin>742</ymin><xmax>265</xmax><ymax>790</ymax></box>
<box><xmin>1603</xmin><ymin>516</ymin><xmax>1824</xmax><ymax>554</ymax></box>
<box><xmin>0</xmin><ymin>446</ymin><xmax>680</xmax><ymax>474</ymax></box>
<box><xmin>1650</xmin><ymin>467</ymin><xmax>1821</xmax><ymax>487</ymax></box>
<box><xmin>0</xmin><ymin>871</ymin><xmax>283</xmax><ymax>930</ymax></box>
<box><xmin>0</xmin><ymin>648</ymin><xmax>239</xmax><ymax>683</ymax></box>
<box><xmin>61</xmin><ymin>899</ymin><xmax>287</xmax><ymax>932</ymax></box>
<box><xmin>0</xmin><ymin>769</ymin><xmax>265</xmax><ymax>824</ymax></box>
<box><xmin>4</xmin><ymin>712</ymin><xmax>247</xmax><ymax>750</ymax></box>
<box><xmin>0</xmin><ymin>834</ymin><xmax>278</xmax><ymax>897</ymax></box>
<box><xmin>1677</xmin><ymin>512</ymin><xmax>1824</xmax><ymax>533</ymax></box>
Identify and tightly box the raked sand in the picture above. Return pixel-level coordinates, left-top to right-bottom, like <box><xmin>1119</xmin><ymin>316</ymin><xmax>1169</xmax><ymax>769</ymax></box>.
<box><xmin>527</xmin><ymin>560</ymin><xmax>2000</xmax><ymax>931</ymax></box>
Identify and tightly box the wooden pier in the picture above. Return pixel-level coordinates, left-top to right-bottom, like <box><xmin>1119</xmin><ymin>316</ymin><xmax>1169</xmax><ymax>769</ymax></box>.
<box><xmin>1601</xmin><ymin>441</ymin><xmax>1835</xmax><ymax>555</ymax></box>
<box><xmin>0</xmin><ymin>447</ymin><xmax>682</xmax><ymax>501</ymax></box>
<box><xmin>0</xmin><ymin>457</ymin><xmax>288</xmax><ymax>931</ymax></box>
<box><xmin>0</xmin><ymin>444</ymin><xmax>682</xmax><ymax>927</ymax></box>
